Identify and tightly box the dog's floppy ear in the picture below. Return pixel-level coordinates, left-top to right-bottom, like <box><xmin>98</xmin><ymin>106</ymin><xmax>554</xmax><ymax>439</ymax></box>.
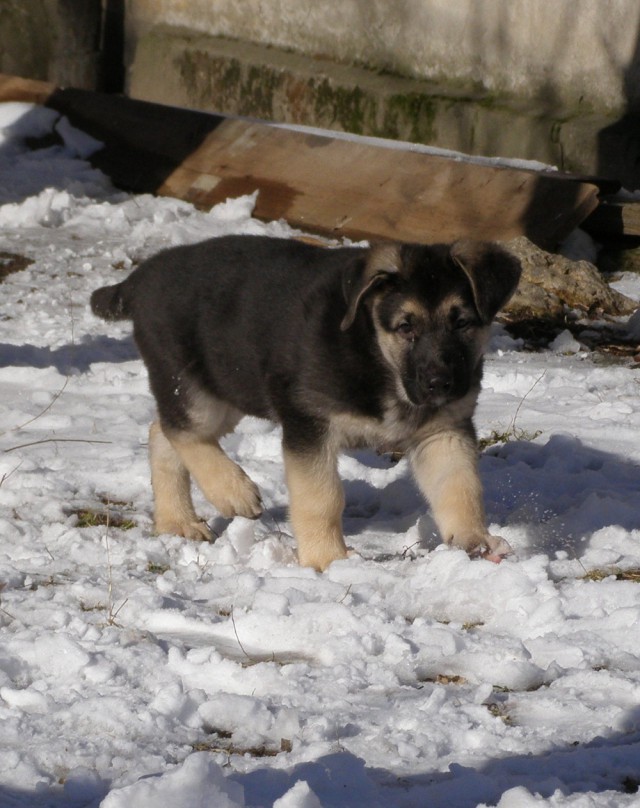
<box><xmin>451</xmin><ymin>240</ymin><xmax>522</xmax><ymax>324</ymax></box>
<box><xmin>341</xmin><ymin>243</ymin><xmax>402</xmax><ymax>331</ymax></box>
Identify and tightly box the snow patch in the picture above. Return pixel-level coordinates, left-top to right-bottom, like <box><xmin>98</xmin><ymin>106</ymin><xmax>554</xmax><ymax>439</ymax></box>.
<box><xmin>1</xmin><ymin>100</ymin><xmax>640</xmax><ymax>807</ymax></box>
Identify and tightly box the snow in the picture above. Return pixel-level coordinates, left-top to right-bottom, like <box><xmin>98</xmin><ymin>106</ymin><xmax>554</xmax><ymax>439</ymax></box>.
<box><xmin>270</xmin><ymin>119</ymin><xmax>558</xmax><ymax>174</ymax></box>
<box><xmin>1</xmin><ymin>102</ymin><xmax>640</xmax><ymax>808</ymax></box>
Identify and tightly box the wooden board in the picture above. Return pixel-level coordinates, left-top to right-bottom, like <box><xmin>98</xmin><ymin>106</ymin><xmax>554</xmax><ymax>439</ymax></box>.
<box><xmin>0</xmin><ymin>74</ymin><xmax>54</xmax><ymax>105</ymax></box>
<box><xmin>159</xmin><ymin>118</ymin><xmax>599</xmax><ymax>247</ymax></box>
<box><xmin>584</xmin><ymin>198</ymin><xmax>640</xmax><ymax>239</ymax></box>
<box><xmin>0</xmin><ymin>72</ymin><xmax>602</xmax><ymax>248</ymax></box>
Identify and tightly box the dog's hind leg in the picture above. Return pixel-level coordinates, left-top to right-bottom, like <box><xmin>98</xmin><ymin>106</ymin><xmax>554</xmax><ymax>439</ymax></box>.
<box><xmin>165</xmin><ymin>429</ymin><xmax>263</xmax><ymax>521</ymax></box>
<box><xmin>149</xmin><ymin>421</ymin><xmax>211</xmax><ymax>540</ymax></box>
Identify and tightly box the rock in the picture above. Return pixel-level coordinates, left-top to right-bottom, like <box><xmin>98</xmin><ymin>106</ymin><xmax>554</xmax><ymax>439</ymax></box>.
<box><xmin>502</xmin><ymin>236</ymin><xmax>637</xmax><ymax>323</ymax></box>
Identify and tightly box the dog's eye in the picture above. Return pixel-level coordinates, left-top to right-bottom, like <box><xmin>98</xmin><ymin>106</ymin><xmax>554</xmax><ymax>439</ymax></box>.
<box><xmin>453</xmin><ymin>315</ymin><xmax>476</xmax><ymax>331</ymax></box>
<box><xmin>395</xmin><ymin>320</ymin><xmax>415</xmax><ymax>339</ymax></box>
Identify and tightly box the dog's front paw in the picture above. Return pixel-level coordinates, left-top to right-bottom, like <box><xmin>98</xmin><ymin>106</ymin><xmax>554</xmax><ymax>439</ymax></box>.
<box><xmin>451</xmin><ymin>532</ymin><xmax>513</xmax><ymax>564</ymax></box>
<box><xmin>298</xmin><ymin>545</ymin><xmax>349</xmax><ymax>572</ymax></box>
<box><xmin>476</xmin><ymin>534</ymin><xmax>513</xmax><ymax>564</ymax></box>
<box><xmin>296</xmin><ymin>534</ymin><xmax>350</xmax><ymax>572</ymax></box>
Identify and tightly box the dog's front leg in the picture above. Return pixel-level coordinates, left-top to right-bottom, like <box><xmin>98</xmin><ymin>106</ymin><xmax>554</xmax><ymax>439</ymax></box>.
<box><xmin>283</xmin><ymin>441</ymin><xmax>347</xmax><ymax>572</ymax></box>
<box><xmin>410</xmin><ymin>428</ymin><xmax>512</xmax><ymax>560</ymax></box>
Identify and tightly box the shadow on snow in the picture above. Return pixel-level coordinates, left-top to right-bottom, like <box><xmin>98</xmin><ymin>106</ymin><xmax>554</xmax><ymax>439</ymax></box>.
<box><xmin>0</xmin><ymin>335</ymin><xmax>138</xmax><ymax>374</ymax></box>
<box><xmin>335</xmin><ymin>435</ymin><xmax>640</xmax><ymax>564</ymax></box>
<box><xmin>1</xmin><ymin>714</ymin><xmax>638</xmax><ymax>807</ymax></box>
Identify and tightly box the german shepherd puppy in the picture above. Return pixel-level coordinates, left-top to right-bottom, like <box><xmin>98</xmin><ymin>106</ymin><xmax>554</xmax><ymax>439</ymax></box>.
<box><xmin>91</xmin><ymin>235</ymin><xmax>520</xmax><ymax>570</ymax></box>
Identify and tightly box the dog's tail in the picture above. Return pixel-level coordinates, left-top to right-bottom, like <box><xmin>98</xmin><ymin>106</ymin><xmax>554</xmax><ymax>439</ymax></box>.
<box><xmin>90</xmin><ymin>282</ymin><xmax>131</xmax><ymax>321</ymax></box>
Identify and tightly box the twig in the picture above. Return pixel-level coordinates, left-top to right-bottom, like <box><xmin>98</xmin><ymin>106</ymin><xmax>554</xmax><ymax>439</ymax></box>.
<box><xmin>261</xmin><ymin>508</ymin><xmax>294</xmax><ymax>541</ymax></box>
<box><xmin>401</xmin><ymin>541</ymin><xmax>421</xmax><ymax>559</ymax></box>
<box><xmin>1</xmin><ymin>304</ymin><xmax>81</xmax><ymax>450</ymax></box>
<box><xmin>4</xmin><ymin>438</ymin><xmax>112</xmax><ymax>453</ymax></box>
<box><xmin>337</xmin><ymin>584</ymin><xmax>352</xmax><ymax>603</ymax></box>
<box><xmin>0</xmin><ymin>462</ymin><xmax>22</xmax><ymax>487</ymax></box>
<box><xmin>108</xmin><ymin>596</ymin><xmax>129</xmax><ymax>626</ymax></box>
<box><xmin>1</xmin><ymin>376</ymin><xmax>70</xmax><ymax>437</ymax></box>
<box><xmin>0</xmin><ymin>581</ymin><xmax>14</xmax><ymax>621</ymax></box>
<box><xmin>103</xmin><ymin>501</ymin><xmax>128</xmax><ymax>626</ymax></box>
<box><xmin>230</xmin><ymin>609</ymin><xmax>251</xmax><ymax>660</ymax></box>
<box><xmin>509</xmin><ymin>370</ymin><xmax>547</xmax><ymax>435</ymax></box>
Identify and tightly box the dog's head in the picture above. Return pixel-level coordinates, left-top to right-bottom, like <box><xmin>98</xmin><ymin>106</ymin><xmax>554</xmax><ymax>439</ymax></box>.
<box><xmin>341</xmin><ymin>240</ymin><xmax>521</xmax><ymax>408</ymax></box>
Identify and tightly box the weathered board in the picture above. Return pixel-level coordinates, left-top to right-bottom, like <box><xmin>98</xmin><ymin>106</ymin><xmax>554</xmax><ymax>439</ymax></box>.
<box><xmin>0</xmin><ymin>72</ymin><xmax>603</xmax><ymax>248</ymax></box>
<box><xmin>0</xmin><ymin>74</ymin><xmax>53</xmax><ymax>105</ymax></box>
<box><xmin>583</xmin><ymin>198</ymin><xmax>640</xmax><ymax>239</ymax></box>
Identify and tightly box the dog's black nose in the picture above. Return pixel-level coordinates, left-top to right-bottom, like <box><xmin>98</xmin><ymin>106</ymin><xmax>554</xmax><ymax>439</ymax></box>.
<box><xmin>426</xmin><ymin>374</ymin><xmax>452</xmax><ymax>394</ymax></box>
<box><xmin>418</xmin><ymin>367</ymin><xmax>452</xmax><ymax>397</ymax></box>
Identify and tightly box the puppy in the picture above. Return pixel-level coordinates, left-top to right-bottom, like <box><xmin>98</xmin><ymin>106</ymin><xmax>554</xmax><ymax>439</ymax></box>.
<box><xmin>91</xmin><ymin>235</ymin><xmax>520</xmax><ymax>570</ymax></box>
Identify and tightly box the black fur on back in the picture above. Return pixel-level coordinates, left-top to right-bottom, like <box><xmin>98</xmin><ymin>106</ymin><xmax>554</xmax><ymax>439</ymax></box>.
<box><xmin>91</xmin><ymin>236</ymin><xmax>385</xmax><ymax>435</ymax></box>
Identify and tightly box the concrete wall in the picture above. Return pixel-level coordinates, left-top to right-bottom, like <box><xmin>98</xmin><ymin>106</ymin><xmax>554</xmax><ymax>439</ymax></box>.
<box><xmin>0</xmin><ymin>0</ymin><xmax>51</xmax><ymax>80</ymax></box>
<box><xmin>0</xmin><ymin>0</ymin><xmax>102</xmax><ymax>89</ymax></box>
<box><xmin>126</xmin><ymin>0</ymin><xmax>640</xmax><ymax>116</ymax></box>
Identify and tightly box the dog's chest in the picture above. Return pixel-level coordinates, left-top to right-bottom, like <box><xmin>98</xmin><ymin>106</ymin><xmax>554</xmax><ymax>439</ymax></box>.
<box><xmin>328</xmin><ymin>388</ymin><xmax>479</xmax><ymax>454</ymax></box>
<box><xmin>329</xmin><ymin>404</ymin><xmax>426</xmax><ymax>454</ymax></box>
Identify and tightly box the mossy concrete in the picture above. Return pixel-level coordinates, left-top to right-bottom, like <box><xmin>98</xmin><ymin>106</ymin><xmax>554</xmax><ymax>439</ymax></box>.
<box><xmin>129</xmin><ymin>26</ymin><xmax>632</xmax><ymax>185</ymax></box>
<box><xmin>127</xmin><ymin>0</ymin><xmax>640</xmax><ymax>118</ymax></box>
<box><xmin>0</xmin><ymin>0</ymin><xmax>53</xmax><ymax>80</ymax></box>
<box><xmin>0</xmin><ymin>0</ymin><xmax>101</xmax><ymax>89</ymax></box>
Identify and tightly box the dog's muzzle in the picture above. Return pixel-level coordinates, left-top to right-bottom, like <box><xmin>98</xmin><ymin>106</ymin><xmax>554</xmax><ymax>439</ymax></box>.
<box><xmin>404</xmin><ymin>364</ymin><xmax>457</xmax><ymax>407</ymax></box>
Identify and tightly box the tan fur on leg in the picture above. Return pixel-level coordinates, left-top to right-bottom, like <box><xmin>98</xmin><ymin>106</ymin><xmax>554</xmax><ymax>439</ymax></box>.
<box><xmin>284</xmin><ymin>446</ymin><xmax>347</xmax><ymax>571</ymax></box>
<box><xmin>167</xmin><ymin>430</ymin><xmax>262</xmax><ymax>519</ymax></box>
<box><xmin>149</xmin><ymin>421</ymin><xmax>210</xmax><ymax>540</ymax></box>
<box><xmin>410</xmin><ymin>430</ymin><xmax>508</xmax><ymax>556</ymax></box>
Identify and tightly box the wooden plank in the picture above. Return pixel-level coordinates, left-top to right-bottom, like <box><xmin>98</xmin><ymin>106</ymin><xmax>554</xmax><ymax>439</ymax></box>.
<box><xmin>0</xmin><ymin>73</ymin><xmax>601</xmax><ymax>248</ymax></box>
<box><xmin>159</xmin><ymin>118</ymin><xmax>599</xmax><ymax>246</ymax></box>
<box><xmin>0</xmin><ymin>74</ymin><xmax>55</xmax><ymax>105</ymax></box>
<box><xmin>583</xmin><ymin>198</ymin><xmax>640</xmax><ymax>239</ymax></box>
